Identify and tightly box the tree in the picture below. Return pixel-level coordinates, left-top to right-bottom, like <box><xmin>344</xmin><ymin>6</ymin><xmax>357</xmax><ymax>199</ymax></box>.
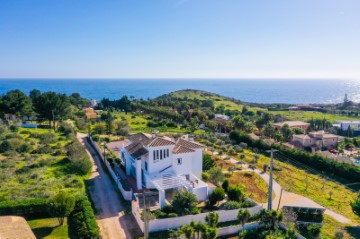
<box><xmin>203</xmin><ymin>227</ymin><xmax>218</xmax><ymax>239</ymax></box>
<box><xmin>193</xmin><ymin>222</ymin><xmax>207</xmax><ymax>239</ymax></box>
<box><xmin>227</xmin><ymin>185</ymin><xmax>244</xmax><ymax>202</ymax></box>
<box><xmin>105</xmin><ymin>111</ymin><xmax>114</xmax><ymax>134</ymax></box>
<box><xmin>351</xmin><ymin>192</ymin><xmax>360</xmax><ymax>217</ymax></box>
<box><xmin>237</xmin><ymin>209</ymin><xmax>251</xmax><ymax>238</ymax></box>
<box><xmin>285</xmin><ymin>228</ymin><xmax>296</xmax><ymax>239</ymax></box>
<box><xmin>33</xmin><ymin>91</ymin><xmax>69</xmax><ymax>129</ymax></box>
<box><xmin>181</xmin><ymin>224</ymin><xmax>194</xmax><ymax>239</ymax></box>
<box><xmin>208</xmin><ymin>167</ymin><xmax>225</xmax><ymax>186</ymax></box>
<box><xmin>209</xmin><ymin>187</ymin><xmax>225</xmax><ymax>206</ymax></box>
<box><xmin>269</xmin><ymin>210</ymin><xmax>284</xmax><ymax>230</ymax></box>
<box><xmin>0</xmin><ymin>89</ymin><xmax>32</xmax><ymax>117</ymax></box>
<box><xmin>263</xmin><ymin>163</ymin><xmax>268</xmax><ymax>173</ymax></box>
<box><xmin>47</xmin><ymin>191</ymin><xmax>75</xmax><ymax>225</ymax></box>
<box><xmin>172</xmin><ymin>191</ymin><xmax>198</xmax><ymax>216</ymax></box>
<box><xmin>281</xmin><ymin>124</ymin><xmax>294</xmax><ymax>142</ymax></box>
<box><xmin>222</xmin><ymin>179</ymin><xmax>229</xmax><ymax>192</ymax></box>
<box><xmin>205</xmin><ymin>212</ymin><xmax>219</xmax><ymax>228</ymax></box>
<box><xmin>334</xmin><ymin>230</ymin><xmax>344</xmax><ymax>239</ymax></box>
<box><xmin>263</xmin><ymin>123</ymin><xmax>276</xmax><ymax>138</ymax></box>
<box><xmin>307</xmin><ymin>224</ymin><xmax>322</xmax><ymax>239</ymax></box>
<box><xmin>228</xmin><ymin>166</ymin><xmax>236</xmax><ymax>175</ymax></box>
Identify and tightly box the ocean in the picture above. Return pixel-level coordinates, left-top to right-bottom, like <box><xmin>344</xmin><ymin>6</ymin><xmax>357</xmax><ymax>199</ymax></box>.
<box><xmin>0</xmin><ymin>79</ymin><xmax>359</xmax><ymax>104</ymax></box>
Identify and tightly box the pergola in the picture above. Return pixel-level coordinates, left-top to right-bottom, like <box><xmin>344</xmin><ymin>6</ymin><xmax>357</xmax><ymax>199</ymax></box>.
<box><xmin>151</xmin><ymin>174</ymin><xmax>192</xmax><ymax>208</ymax></box>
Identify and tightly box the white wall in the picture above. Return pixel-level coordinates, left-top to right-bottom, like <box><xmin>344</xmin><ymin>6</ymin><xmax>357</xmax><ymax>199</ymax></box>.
<box><xmin>191</xmin><ymin>149</ymin><xmax>203</xmax><ymax>178</ymax></box>
<box><xmin>172</xmin><ymin>152</ymin><xmax>193</xmax><ymax>175</ymax></box>
<box><xmin>132</xmin><ymin>199</ymin><xmax>263</xmax><ymax>233</ymax></box>
<box><xmin>146</xmin><ymin>145</ymin><xmax>174</xmax><ymax>175</ymax></box>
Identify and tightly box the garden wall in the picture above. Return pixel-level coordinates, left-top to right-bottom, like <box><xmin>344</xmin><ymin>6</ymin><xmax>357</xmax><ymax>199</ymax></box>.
<box><xmin>88</xmin><ymin>136</ymin><xmax>133</xmax><ymax>201</ymax></box>
<box><xmin>132</xmin><ymin>199</ymin><xmax>263</xmax><ymax>233</ymax></box>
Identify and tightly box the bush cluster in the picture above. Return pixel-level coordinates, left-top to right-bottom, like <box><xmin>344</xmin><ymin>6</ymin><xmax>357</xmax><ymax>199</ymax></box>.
<box><xmin>0</xmin><ymin>198</ymin><xmax>50</xmax><ymax>219</ymax></box>
<box><xmin>68</xmin><ymin>196</ymin><xmax>99</xmax><ymax>239</ymax></box>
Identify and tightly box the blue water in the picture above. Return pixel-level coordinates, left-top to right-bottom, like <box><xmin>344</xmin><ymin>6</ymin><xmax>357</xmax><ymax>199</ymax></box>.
<box><xmin>0</xmin><ymin>79</ymin><xmax>360</xmax><ymax>104</ymax></box>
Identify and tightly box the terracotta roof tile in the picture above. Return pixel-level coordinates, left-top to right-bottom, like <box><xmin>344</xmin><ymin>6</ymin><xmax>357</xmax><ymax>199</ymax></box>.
<box><xmin>173</xmin><ymin>145</ymin><xmax>195</xmax><ymax>154</ymax></box>
<box><xmin>125</xmin><ymin>142</ymin><xmax>148</xmax><ymax>158</ymax></box>
<box><xmin>144</xmin><ymin>137</ymin><xmax>175</xmax><ymax>147</ymax></box>
<box><xmin>128</xmin><ymin>133</ymin><xmax>151</xmax><ymax>143</ymax></box>
<box><xmin>176</xmin><ymin>138</ymin><xmax>204</xmax><ymax>149</ymax></box>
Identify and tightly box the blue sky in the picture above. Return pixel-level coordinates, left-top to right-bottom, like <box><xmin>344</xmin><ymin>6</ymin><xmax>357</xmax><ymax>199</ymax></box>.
<box><xmin>0</xmin><ymin>0</ymin><xmax>359</xmax><ymax>79</ymax></box>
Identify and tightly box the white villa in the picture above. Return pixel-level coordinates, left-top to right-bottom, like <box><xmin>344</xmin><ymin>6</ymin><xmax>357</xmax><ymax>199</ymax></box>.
<box><xmin>120</xmin><ymin>133</ymin><xmax>210</xmax><ymax>208</ymax></box>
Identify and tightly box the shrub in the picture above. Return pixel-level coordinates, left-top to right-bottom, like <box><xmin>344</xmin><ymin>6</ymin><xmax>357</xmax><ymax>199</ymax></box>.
<box><xmin>224</xmin><ymin>201</ymin><xmax>242</xmax><ymax>210</ymax></box>
<box><xmin>10</xmin><ymin>125</ymin><xmax>19</xmax><ymax>132</ymax></box>
<box><xmin>241</xmin><ymin>200</ymin><xmax>256</xmax><ymax>208</ymax></box>
<box><xmin>167</xmin><ymin>213</ymin><xmax>178</xmax><ymax>217</ymax></box>
<box><xmin>161</xmin><ymin>205</ymin><xmax>174</xmax><ymax>214</ymax></box>
<box><xmin>155</xmin><ymin>210</ymin><xmax>167</xmax><ymax>218</ymax></box>
<box><xmin>0</xmin><ymin>198</ymin><xmax>50</xmax><ymax>219</ymax></box>
<box><xmin>202</xmin><ymin>172</ymin><xmax>210</xmax><ymax>181</ymax></box>
<box><xmin>39</xmin><ymin>132</ymin><xmax>57</xmax><ymax>144</ymax></box>
<box><xmin>172</xmin><ymin>191</ymin><xmax>198</xmax><ymax>216</ymax></box>
<box><xmin>222</xmin><ymin>179</ymin><xmax>229</xmax><ymax>192</ymax></box>
<box><xmin>68</xmin><ymin>196</ymin><xmax>99</xmax><ymax>239</ymax></box>
<box><xmin>47</xmin><ymin>191</ymin><xmax>76</xmax><ymax>225</ymax></box>
<box><xmin>227</xmin><ymin>185</ymin><xmax>244</xmax><ymax>202</ymax></box>
<box><xmin>208</xmin><ymin>167</ymin><xmax>225</xmax><ymax>186</ymax></box>
<box><xmin>209</xmin><ymin>187</ymin><xmax>225</xmax><ymax>205</ymax></box>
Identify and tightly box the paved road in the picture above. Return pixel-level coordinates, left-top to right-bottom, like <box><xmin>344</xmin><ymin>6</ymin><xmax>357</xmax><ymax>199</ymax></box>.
<box><xmin>77</xmin><ymin>133</ymin><xmax>139</xmax><ymax>239</ymax></box>
<box><xmin>210</xmin><ymin>151</ymin><xmax>353</xmax><ymax>224</ymax></box>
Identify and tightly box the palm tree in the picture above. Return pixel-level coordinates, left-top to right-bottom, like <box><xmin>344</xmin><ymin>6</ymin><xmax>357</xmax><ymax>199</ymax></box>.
<box><xmin>181</xmin><ymin>224</ymin><xmax>194</xmax><ymax>239</ymax></box>
<box><xmin>193</xmin><ymin>222</ymin><xmax>207</xmax><ymax>239</ymax></box>
<box><xmin>237</xmin><ymin>209</ymin><xmax>251</xmax><ymax>238</ymax></box>
<box><xmin>269</xmin><ymin>210</ymin><xmax>284</xmax><ymax>230</ymax></box>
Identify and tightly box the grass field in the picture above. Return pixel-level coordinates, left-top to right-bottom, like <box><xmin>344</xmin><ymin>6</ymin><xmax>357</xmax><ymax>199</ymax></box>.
<box><xmin>234</xmin><ymin>149</ymin><xmax>360</xmax><ymax>224</ymax></box>
<box><xmin>28</xmin><ymin>218</ymin><xmax>71</xmax><ymax>239</ymax></box>
<box><xmin>229</xmin><ymin>171</ymin><xmax>269</xmax><ymax>203</ymax></box>
<box><xmin>0</xmin><ymin>127</ymin><xmax>87</xmax><ymax>201</ymax></box>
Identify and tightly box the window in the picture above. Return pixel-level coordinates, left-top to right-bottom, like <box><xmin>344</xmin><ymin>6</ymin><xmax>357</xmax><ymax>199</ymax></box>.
<box><xmin>163</xmin><ymin>149</ymin><xmax>166</xmax><ymax>158</ymax></box>
<box><xmin>145</xmin><ymin>162</ymin><xmax>148</xmax><ymax>171</ymax></box>
<box><xmin>177</xmin><ymin>158</ymin><xmax>182</xmax><ymax>165</ymax></box>
<box><xmin>167</xmin><ymin>149</ymin><xmax>169</xmax><ymax>157</ymax></box>
<box><xmin>153</xmin><ymin>151</ymin><xmax>156</xmax><ymax>161</ymax></box>
<box><xmin>160</xmin><ymin>150</ymin><xmax>163</xmax><ymax>160</ymax></box>
<box><xmin>156</xmin><ymin>150</ymin><xmax>159</xmax><ymax>160</ymax></box>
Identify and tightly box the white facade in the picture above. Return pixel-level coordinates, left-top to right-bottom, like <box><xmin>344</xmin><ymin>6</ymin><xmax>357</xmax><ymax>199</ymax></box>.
<box><xmin>120</xmin><ymin>133</ymin><xmax>208</xmax><ymax>208</ymax></box>
<box><xmin>337</xmin><ymin>121</ymin><xmax>360</xmax><ymax>131</ymax></box>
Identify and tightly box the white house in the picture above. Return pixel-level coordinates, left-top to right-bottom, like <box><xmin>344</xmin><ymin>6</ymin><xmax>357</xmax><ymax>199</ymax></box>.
<box><xmin>120</xmin><ymin>133</ymin><xmax>209</xmax><ymax>208</ymax></box>
<box><xmin>336</xmin><ymin>121</ymin><xmax>360</xmax><ymax>131</ymax></box>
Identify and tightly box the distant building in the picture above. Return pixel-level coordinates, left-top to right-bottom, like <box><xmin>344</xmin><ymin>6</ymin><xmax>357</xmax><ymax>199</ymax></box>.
<box><xmin>83</xmin><ymin>108</ymin><xmax>98</xmax><ymax>119</ymax></box>
<box><xmin>274</xmin><ymin>121</ymin><xmax>310</xmax><ymax>132</ymax></box>
<box><xmin>336</xmin><ymin>121</ymin><xmax>360</xmax><ymax>131</ymax></box>
<box><xmin>214</xmin><ymin>114</ymin><xmax>231</xmax><ymax>121</ymax></box>
<box><xmin>288</xmin><ymin>104</ymin><xmax>322</xmax><ymax>111</ymax></box>
<box><xmin>291</xmin><ymin>130</ymin><xmax>341</xmax><ymax>152</ymax></box>
<box><xmin>120</xmin><ymin>133</ymin><xmax>209</xmax><ymax>208</ymax></box>
<box><xmin>90</xmin><ymin>99</ymin><xmax>98</xmax><ymax>107</ymax></box>
<box><xmin>0</xmin><ymin>216</ymin><xmax>36</xmax><ymax>239</ymax></box>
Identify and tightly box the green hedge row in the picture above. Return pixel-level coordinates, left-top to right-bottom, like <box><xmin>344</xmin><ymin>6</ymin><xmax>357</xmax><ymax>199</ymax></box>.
<box><xmin>0</xmin><ymin>198</ymin><xmax>50</xmax><ymax>219</ymax></box>
<box><xmin>68</xmin><ymin>196</ymin><xmax>99</xmax><ymax>239</ymax></box>
<box><xmin>229</xmin><ymin>131</ymin><xmax>360</xmax><ymax>184</ymax></box>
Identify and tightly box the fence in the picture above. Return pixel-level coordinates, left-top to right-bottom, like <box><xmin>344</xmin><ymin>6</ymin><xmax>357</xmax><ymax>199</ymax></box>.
<box><xmin>87</xmin><ymin>136</ymin><xmax>133</xmax><ymax>201</ymax></box>
<box><xmin>132</xmin><ymin>199</ymin><xmax>263</xmax><ymax>233</ymax></box>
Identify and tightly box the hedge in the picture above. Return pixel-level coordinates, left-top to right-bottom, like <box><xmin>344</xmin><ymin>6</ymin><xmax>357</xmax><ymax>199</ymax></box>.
<box><xmin>68</xmin><ymin>196</ymin><xmax>99</xmax><ymax>239</ymax></box>
<box><xmin>0</xmin><ymin>198</ymin><xmax>50</xmax><ymax>219</ymax></box>
<box><xmin>229</xmin><ymin>131</ymin><xmax>360</xmax><ymax>184</ymax></box>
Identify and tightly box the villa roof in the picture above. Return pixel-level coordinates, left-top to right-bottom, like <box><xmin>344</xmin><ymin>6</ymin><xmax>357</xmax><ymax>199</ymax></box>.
<box><xmin>274</xmin><ymin>121</ymin><xmax>310</xmax><ymax>127</ymax></box>
<box><xmin>125</xmin><ymin>142</ymin><xmax>148</xmax><ymax>158</ymax></box>
<box><xmin>173</xmin><ymin>145</ymin><xmax>195</xmax><ymax>154</ymax></box>
<box><xmin>293</xmin><ymin>134</ymin><xmax>311</xmax><ymax>140</ymax></box>
<box><xmin>128</xmin><ymin>133</ymin><xmax>151</xmax><ymax>143</ymax></box>
<box><xmin>144</xmin><ymin>137</ymin><xmax>176</xmax><ymax>147</ymax></box>
<box><xmin>176</xmin><ymin>138</ymin><xmax>204</xmax><ymax>149</ymax></box>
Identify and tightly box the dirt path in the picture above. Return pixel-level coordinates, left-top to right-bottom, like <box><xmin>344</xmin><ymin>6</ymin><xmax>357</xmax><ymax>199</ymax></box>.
<box><xmin>210</xmin><ymin>150</ymin><xmax>353</xmax><ymax>224</ymax></box>
<box><xmin>77</xmin><ymin>133</ymin><xmax>139</xmax><ymax>239</ymax></box>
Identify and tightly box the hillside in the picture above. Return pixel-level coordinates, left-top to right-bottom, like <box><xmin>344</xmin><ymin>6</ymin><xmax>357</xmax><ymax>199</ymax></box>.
<box><xmin>156</xmin><ymin>89</ymin><xmax>359</xmax><ymax>122</ymax></box>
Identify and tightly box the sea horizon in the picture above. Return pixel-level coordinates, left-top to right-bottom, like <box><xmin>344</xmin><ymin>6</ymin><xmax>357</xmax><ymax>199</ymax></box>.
<box><xmin>1</xmin><ymin>78</ymin><xmax>359</xmax><ymax>105</ymax></box>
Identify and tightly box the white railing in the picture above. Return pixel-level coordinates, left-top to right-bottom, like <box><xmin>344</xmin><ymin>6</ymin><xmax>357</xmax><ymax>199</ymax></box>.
<box><xmin>88</xmin><ymin>136</ymin><xmax>133</xmax><ymax>201</ymax></box>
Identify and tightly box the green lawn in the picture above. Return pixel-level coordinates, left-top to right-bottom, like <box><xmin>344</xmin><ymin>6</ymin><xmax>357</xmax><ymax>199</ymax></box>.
<box><xmin>28</xmin><ymin>218</ymin><xmax>71</xmax><ymax>239</ymax></box>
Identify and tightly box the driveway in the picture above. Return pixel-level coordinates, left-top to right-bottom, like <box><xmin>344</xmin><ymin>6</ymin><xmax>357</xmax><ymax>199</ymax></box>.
<box><xmin>77</xmin><ymin>133</ymin><xmax>140</xmax><ymax>239</ymax></box>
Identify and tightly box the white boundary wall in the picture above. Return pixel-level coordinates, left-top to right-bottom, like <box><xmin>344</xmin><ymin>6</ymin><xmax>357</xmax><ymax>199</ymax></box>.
<box><xmin>88</xmin><ymin>136</ymin><xmax>133</xmax><ymax>201</ymax></box>
<box><xmin>132</xmin><ymin>199</ymin><xmax>263</xmax><ymax>233</ymax></box>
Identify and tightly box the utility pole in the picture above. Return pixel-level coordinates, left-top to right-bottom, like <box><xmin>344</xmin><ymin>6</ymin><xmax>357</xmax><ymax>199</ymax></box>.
<box><xmin>266</xmin><ymin>148</ymin><xmax>278</xmax><ymax>210</ymax></box>
<box><xmin>143</xmin><ymin>190</ymin><xmax>149</xmax><ymax>239</ymax></box>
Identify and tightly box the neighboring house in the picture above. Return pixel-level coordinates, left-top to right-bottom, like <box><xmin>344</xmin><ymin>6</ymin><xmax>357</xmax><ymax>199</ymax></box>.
<box><xmin>214</xmin><ymin>114</ymin><xmax>231</xmax><ymax>121</ymax></box>
<box><xmin>89</xmin><ymin>99</ymin><xmax>98</xmax><ymax>107</ymax></box>
<box><xmin>0</xmin><ymin>216</ymin><xmax>36</xmax><ymax>239</ymax></box>
<box><xmin>120</xmin><ymin>133</ymin><xmax>209</xmax><ymax>208</ymax></box>
<box><xmin>83</xmin><ymin>107</ymin><xmax>98</xmax><ymax>119</ymax></box>
<box><xmin>336</xmin><ymin>121</ymin><xmax>360</xmax><ymax>131</ymax></box>
<box><xmin>291</xmin><ymin>131</ymin><xmax>341</xmax><ymax>152</ymax></box>
<box><xmin>274</xmin><ymin>121</ymin><xmax>310</xmax><ymax>132</ymax></box>
<box><xmin>320</xmin><ymin>151</ymin><xmax>354</xmax><ymax>165</ymax></box>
